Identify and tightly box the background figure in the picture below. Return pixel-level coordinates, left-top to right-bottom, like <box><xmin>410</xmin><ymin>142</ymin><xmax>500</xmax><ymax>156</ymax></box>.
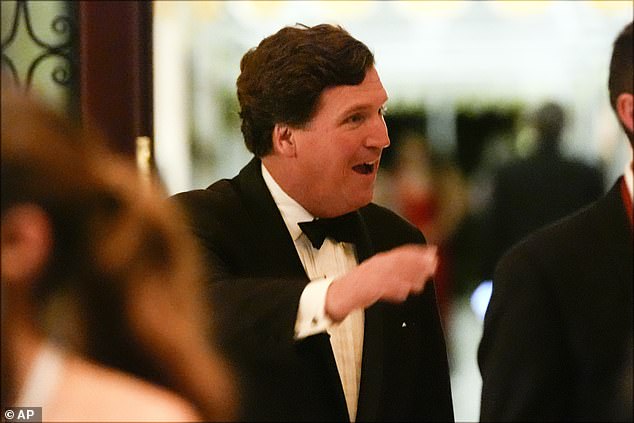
<box><xmin>1</xmin><ymin>85</ymin><xmax>237</xmax><ymax>421</ymax></box>
<box><xmin>481</xmin><ymin>101</ymin><xmax>604</xmax><ymax>280</ymax></box>
<box><xmin>478</xmin><ymin>21</ymin><xmax>633</xmax><ymax>421</ymax></box>
<box><xmin>173</xmin><ymin>23</ymin><xmax>454</xmax><ymax>422</ymax></box>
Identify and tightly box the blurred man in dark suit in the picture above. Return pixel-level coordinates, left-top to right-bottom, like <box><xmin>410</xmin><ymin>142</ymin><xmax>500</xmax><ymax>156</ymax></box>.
<box><xmin>481</xmin><ymin>100</ymin><xmax>604</xmax><ymax>280</ymax></box>
<box><xmin>478</xmin><ymin>21</ymin><xmax>633</xmax><ymax>421</ymax></box>
<box><xmin>173</xmin><ymin>23</ymin><xmax>454</xmax><ymax>422</ymax></box>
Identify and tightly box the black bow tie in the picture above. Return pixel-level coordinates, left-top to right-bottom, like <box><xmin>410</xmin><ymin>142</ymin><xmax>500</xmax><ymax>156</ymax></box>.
<box><xmin>298</xmin><ymin>213</ymin><xmax>358</xmax><ymax>249</ymax></box>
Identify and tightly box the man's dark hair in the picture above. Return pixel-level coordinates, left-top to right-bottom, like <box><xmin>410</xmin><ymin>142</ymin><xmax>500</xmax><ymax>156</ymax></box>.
<box><xmin>236</xmin><ymin>23</ymin><xmax>375</xmax><ymax>157</ymax></box>
<box><xmin>608</xmin><ymin>22</ymin><xmax>633</xmax><ymax>124</ymax></box>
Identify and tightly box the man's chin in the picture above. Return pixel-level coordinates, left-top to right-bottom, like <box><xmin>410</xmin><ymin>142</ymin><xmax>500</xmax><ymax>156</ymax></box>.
<box><xmin>344</xmin><ymin>195</ymin><xmax>373</xmax><ymax>214</ymax></box>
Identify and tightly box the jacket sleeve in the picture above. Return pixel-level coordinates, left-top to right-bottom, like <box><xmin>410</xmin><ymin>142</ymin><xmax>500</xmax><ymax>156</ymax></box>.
<box><xmin>170</xmin><ymin>188</ymin><xmax>308</xmax><ymax>361</ymax></box>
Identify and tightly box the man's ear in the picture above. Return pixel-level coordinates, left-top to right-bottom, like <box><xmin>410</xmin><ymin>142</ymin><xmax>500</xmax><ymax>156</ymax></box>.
<box><xmin>272</xmin><ymin>123</ymin><xmax>296</xmax><ymax>157</ymax></box>
<box><xmin>616</xmin><ymin>92</ymin><xmax>634</xmax><ymax>135</ymax></box>
<box><xmin>1</xmin><ymin>205</ymin><xmax>53</xmax><ymax>288</ymax></box>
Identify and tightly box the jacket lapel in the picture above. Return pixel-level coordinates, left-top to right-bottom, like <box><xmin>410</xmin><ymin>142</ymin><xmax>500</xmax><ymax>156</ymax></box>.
<box><xmin>354</xmin><ymin>211</ymin><xmax>385</xmax><ymax>422</ymax></box>
<box><xmin>235</xmin><ymin>157</ymin><xmax>350</xmax><ymax>418</ymax></box>
<box><xmin>234</xmin><ymin>157</ymin><xmax>307</xmax><ymax>277</ymax></box>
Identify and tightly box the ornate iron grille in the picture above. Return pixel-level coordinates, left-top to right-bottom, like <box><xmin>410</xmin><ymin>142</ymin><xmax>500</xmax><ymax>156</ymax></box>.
<box><xmin>1</xmin><ymin>0</ymin><xmax>78</xmax><ymax>111</ymax></box>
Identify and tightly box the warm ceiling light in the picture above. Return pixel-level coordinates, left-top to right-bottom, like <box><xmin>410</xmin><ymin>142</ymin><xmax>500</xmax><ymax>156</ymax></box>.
<box><xmin>489</xmin><ymin>1</ymin><xmax>552</xmax><ymax>17</ymax></box>
<box><xmin>589</xmin><ymin>0</ymin><xmax>634</xmax><ymax>15</ymax></box>
<box><xmin>393</xmin><ymin>0</ymin><xmax>468</xmax><ymax>19</ymax></box>
<box><xmin>318</xmin><ymin>1</ymin><xmax>378</xmax><ymax>20</ymax></box>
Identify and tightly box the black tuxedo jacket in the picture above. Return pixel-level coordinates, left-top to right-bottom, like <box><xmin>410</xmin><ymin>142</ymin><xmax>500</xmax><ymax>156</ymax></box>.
<box><xmin>478</xmin><ymin>179</ymin><xmax>633</xmax><ymax>421</ymax></box>
<box><xmin>173</xmin><ymin>158</ymin><xmax>454</xmax><ymax>422</ymax></box>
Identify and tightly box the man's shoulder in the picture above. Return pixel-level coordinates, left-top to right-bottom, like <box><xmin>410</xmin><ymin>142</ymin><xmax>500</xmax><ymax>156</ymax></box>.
<box><xmin>498</xmin><ymin>185</ymin><xmax>623</xmax><ymax>270</ymax></box>
<box><xmin>171</xmin><ymin>178</ymin><xmax>238</xmax><ymax>209</ymax></box>
<box><xmin>169</xmin><ymin>178</ymin><xmax>245</xmax><ymax>231</ymax></box>
<box><xmin>505</xmin><ymin>200</ymin><xmax>598</xmax><ymax>255</ymax></box>
<box><xmin>171</xmin><ymin>158</ymin><xmax>263</xmax><ymax>213</ymax></box>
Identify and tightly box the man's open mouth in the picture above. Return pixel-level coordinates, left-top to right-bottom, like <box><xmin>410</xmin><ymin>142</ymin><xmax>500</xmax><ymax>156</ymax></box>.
<box><xmin>352</xmin><ymin>161</ymin><xmax>376</xmax><ymax>175</ymax></box>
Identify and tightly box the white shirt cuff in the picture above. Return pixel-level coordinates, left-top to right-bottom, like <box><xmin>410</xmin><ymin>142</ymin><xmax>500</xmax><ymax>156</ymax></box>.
<box><xmin>294</xmin><ymin>278</ymin><xmax>334</xmax><ymax>339</ymax></box>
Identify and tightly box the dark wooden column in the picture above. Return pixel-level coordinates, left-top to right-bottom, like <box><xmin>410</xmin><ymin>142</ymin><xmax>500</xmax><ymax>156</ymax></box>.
<box><xmin>78</xmin><ymin>0</ymin><xmax>153</xmax><ymax>159</ymax></box>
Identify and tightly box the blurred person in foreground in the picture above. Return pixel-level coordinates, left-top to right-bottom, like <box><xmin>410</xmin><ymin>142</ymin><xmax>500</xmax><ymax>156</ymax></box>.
<box><xmin>478</xmin><ymin>21</ymin><xmax>633</xmax><ymax>422</ymax></box>
<box><xmin>172</xmin><ymin>23</ymin><xmax>454</xmax><ymax>422</ymax></box>
<box><xmin>1</xmin><ymin>83</ymin><xmax>236</xmax><ymax>421</ymax></box>
<box><xmin>481</xmin><ymin>100</ymin><xmax>604</xmax><ymax>281</ymax></box>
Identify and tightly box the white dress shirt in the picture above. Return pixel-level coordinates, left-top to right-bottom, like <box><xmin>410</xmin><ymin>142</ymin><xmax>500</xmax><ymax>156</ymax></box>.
<box><xmin>262</xmin><ymin>163</ymin><xmax>364</xmax><ymax>422</ymax></box>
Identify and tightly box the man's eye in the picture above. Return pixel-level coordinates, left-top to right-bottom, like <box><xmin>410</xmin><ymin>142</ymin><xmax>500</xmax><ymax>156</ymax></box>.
<box><xmin>346</xmin><ymin>114</ymin><xmax>364</xmax><ymax>124</ymax></box>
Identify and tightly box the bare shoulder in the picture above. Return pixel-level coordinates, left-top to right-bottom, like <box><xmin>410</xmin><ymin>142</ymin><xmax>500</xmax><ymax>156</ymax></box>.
<box><xmin>46</xmin><ymin>356</ymin><xmax>201</xmax><ymax>422</ymax></box>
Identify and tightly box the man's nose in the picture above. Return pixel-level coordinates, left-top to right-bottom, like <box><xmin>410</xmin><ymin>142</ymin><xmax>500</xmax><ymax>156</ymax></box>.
<box><xmin>366</xmin><ymin>118</ymin><xmax>390</xmax><ymax>149</ymax></box>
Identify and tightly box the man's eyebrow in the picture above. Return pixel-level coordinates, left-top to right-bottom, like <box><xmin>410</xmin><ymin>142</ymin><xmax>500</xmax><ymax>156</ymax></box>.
<box><xmin>340</xmin><ymin>104</ymin><xmax>369</xmax><ymax>116</ymax></box>
<box><xmin>340</xmin><ymin>101</ymin><xmax>387</xmax><ymax>116</ymax></box>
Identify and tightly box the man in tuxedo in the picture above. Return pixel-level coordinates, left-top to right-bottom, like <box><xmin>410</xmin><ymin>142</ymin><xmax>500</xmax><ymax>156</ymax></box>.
<box><xmin>478</xmin><ymin>21</ymin><xmax>633</xmax><ymax>421</ymax></box>
<box><xmin>172</xmin><ymin>24</ymin><xmax>454</xmax><ymax>422</ymax></box>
